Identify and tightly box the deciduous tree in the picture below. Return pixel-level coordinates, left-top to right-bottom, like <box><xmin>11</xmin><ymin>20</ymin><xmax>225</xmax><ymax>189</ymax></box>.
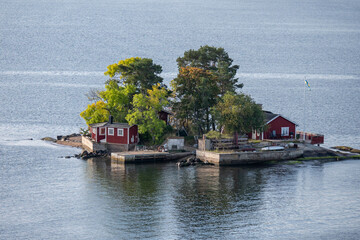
<box><xmin>80</xmin><ymin>101</ymin><xmax>109</xmax><ymax>125</ymax></box>
<box><xmin>104</xmin><ymin>57</ymin><xmax>163</xmax><ymax>94</ymax></box>
<box><xmin>171</xmin><ymin>67</ymin><xmax>217</xmax><ymax>134</ymax></box>
<box><xmin>212</xmin><ymin>92</ymin><xmax>264</xmax><ymax>135</ymax></box>
<box><xmin>126</xmin><ymin>84</ymin><xmax>169</xmax><ymax>143</ymax></box>
<box><xmin>176</xmin><ymin>45</ymin><xmax>242</xmax><ymax>95</ymax></box>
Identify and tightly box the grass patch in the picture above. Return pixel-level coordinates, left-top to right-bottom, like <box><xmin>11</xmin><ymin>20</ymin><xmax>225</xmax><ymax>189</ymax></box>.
<box><xmin>205</xmin><ymin>131</ymin><xmax>233</xmax><ymax>139</ymax></box>
<box><xmin>211</xmin><ymin>149</ymin><xmax>235</xmax><ymax>153</ymax></box>
<box><xmin>285</xmin><ymin>160</ymin><xmax>303</xmax><ymax>165</ymax></box>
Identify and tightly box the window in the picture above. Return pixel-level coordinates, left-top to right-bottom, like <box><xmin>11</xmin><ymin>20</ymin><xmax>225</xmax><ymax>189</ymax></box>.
<box><xmin>117</xmin><ymin>129</ymin><xmax>124</xmax><ymax>136</ymax></box>
<box><xmin>100</xmin><ymin>127</ymin><xmax>105</xmax><ymax>135</ymax></box>
<box><xmin>281</xmin><ymin>127</ymin><xmax>289</xmax><ymax>136</ymax></box>
<box><xmin>108</xmin><ymin>128</ymin><xmax>114</xmax><ymax>136</ymax></box>
<box><xmin>92</xmin><ymin>128</ymin><xmax>96</xmax><ymax>134</ymax></box>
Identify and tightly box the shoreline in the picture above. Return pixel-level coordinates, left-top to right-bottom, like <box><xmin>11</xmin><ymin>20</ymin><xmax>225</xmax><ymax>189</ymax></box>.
<box><xmin>43</xmin><ymin>134</ymin><xmax>360</xmax><ymax>164</ymax></box>
<box><xmin>42</xmin><ymin>134</ymin><xmax>83</xmax><ymax>148</ymax></box>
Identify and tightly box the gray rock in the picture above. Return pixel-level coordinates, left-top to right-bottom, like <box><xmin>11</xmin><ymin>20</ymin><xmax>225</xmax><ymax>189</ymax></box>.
<box><xmin>41</xmin><ymin>137</ymin><xmax>57</xmax><ymax>142</ymax></box>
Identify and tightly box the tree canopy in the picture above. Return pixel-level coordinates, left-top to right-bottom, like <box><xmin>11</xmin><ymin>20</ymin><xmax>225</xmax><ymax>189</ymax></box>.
<box><xmin>104</xmin><ymin>57</ymin><xmax>163</xmax><ymax>94</ymax></box>
<box><xmin>81</xmin><ymin>47</ymin><xmax>264</xmax><ymax>144</ymax></box>
<box><xmin>81</xmin><ymin>57</ymin><xmax>169</xmax><ymax>144</ymax></box>
<box><xmin>171</xmin><ymin>66</ymin><xmax>218</xmax><ymax>134</ymax></box>
<box><xmin>176</xmin><ymin>45</ymin><xmax>242</xmax><ymax>95</ymax></box>
<box><xmin>126</xmin><ymin>84</ymin><xmax>169</xmax><ymax>142</ymax></box>
<box><xmin>80</xmin><ymin>100</ymin><xmax>109</xmax><ymax>125</ymax></box>
<box><xmin>212</xmin><ymin>92</ymin><xmax>264</xmax><ymax>134</ymax></box>
<box><xmin>171</xmin><ymin>45</ymin><xmax>243</xmax><ymax>135</ymax></box>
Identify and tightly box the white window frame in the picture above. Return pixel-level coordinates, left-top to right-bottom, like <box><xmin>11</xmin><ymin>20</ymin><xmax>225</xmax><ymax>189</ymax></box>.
<box><xmin>281</xmin><ymin>127</ymin><xmax>289</xmax><ymax>136</ymax></box>
<box><xmin>108</xmin><ymin>128</ymin><xmax>114</xmax><ymax>136</ymax></box>
<box><xmin>92</xmin><ymin>128</ymin><xmax>96</xmax><ymax>134</ymax></box>
<box><xmin>99</xmin><ymin>127</ymin><xmax>105</xmax><ymax>136</ymax></box>
<box><xmin>117</xmin><ymin>128</ymin><xmax>124</xmax><ymax>137</ymax></box>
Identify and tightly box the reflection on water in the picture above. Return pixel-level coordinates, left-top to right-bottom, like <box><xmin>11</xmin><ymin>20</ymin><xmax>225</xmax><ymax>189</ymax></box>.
<box><xmin>84</xmin><ymin>159</ymin><xmax>335</xmax><ymax>239</ymax></box>
<box><xmin>1</xmin><ymin>148</ymin><xmax>359</xmax><ymax>240</ymax></box>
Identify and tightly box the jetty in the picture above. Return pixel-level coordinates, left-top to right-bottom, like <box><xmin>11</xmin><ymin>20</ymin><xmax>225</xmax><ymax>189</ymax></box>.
<box><xmin>196</xmin><ymin>149</ymin><xmax>304</xmax><ymax>165</ymax></box>
<box><xmin>111</xmin><ymin>151</ymin><xmax>192</xmax><ymax>163</ymax></box>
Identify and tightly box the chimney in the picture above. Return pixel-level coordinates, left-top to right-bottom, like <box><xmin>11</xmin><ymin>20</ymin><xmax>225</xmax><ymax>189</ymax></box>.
<box><xmin>109</xmin><ymin>115</ymin><xmax>113</xmax><ymax>124</ymax></box>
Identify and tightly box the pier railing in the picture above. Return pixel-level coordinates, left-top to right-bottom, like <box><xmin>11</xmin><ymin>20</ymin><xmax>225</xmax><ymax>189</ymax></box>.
<box><xmin>296</xmin><ymin>131</ymin><xmax>324</xmax><ymax>145</ymax></box>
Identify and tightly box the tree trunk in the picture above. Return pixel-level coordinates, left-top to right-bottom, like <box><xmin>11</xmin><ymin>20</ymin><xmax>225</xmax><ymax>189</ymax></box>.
<box><xmin>234</xmin><ymin>131</ymin><xmax>238</xmax><ymax>147</ymax></box>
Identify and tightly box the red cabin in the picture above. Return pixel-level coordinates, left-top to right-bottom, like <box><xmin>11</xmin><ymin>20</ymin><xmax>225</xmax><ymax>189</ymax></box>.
<box><xmin>89</xmin><ymin>122</ymin><xmax>138</xmax><ymax>145</ymax></box>
<box><xmin>158</xmin><ymin>109</ymin><xmax>172</xmax><ymax>125</ymax></box>
<box><xmin>250</xmin><ymin>111</ymin><xmax>298</xmax><ymax>140</ymax></box>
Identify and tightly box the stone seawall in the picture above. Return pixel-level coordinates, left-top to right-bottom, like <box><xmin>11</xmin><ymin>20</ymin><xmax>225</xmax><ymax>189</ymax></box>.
<box><xmin>196</xmin><ymin>149</ymin><xmax>304</xmax><ymax>165</ymax></box>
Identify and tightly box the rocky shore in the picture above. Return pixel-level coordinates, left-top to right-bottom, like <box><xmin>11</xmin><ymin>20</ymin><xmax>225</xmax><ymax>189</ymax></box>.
<box><xmin>75</xmin><ymin>150</ymin><xmax>109</xmax><ymax>159</ymax></box>
<box><xmin>177</xmin><ymin>155</ymin><xmax>214</xmax><ymax>167</ymax></box>
<box><xmin>42</xmin><ymin>134</ymin><xmax>359</xmax><ymax>164</ymax></box>
<box><xmin>41</xmin><ymin>133</ymin><xmax>82</xmax><ymax>148</ymax></box>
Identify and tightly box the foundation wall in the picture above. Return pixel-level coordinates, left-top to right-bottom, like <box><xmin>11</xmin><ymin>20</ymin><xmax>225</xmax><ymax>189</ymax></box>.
<box><xmin>196</xmin><ymin>149</ymin><xmax>303</xmax><ymax>165</ymax></box>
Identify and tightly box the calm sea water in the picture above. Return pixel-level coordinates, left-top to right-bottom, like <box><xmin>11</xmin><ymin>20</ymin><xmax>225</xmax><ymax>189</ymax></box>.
<box><xmin>1</xmin><ymin>0</ymin><xmax>360</xmax><ymax>239</ymax></box>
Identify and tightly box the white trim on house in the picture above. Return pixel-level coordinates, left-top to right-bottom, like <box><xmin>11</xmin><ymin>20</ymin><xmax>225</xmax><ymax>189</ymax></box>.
<box><xmin>108</xmin><ymin>128</ymin><xmax>114</xmax><ymax>136</ymax></box>
<box><xmin>117</xmin><ymin>128</ymin><xmax>124</xmax><ymax>137</ymax></box>
<box><xmin>99</xmin><ymin>127</ymin><xmax>105</xmax><ymax>136</ymax></box>
<box><xmin>281</xmin><ymin>127</ymin><xmax>290</xmax><ymax>136</ymax></box>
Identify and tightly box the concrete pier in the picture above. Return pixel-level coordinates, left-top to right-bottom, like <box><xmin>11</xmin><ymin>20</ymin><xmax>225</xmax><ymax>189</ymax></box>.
<box><xmin>196</xmin><ymin>149</ymin><xmax>304</xmax><ymax>165</ymax></box>
<box><xmin>111</xmin><ymin>151</ymin><xmax>192</xmax><ymax>163</ymax></box>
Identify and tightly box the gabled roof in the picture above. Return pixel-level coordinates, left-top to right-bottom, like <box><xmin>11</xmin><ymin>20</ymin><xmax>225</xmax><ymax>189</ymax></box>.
<box><xmin>89</xmin><ymin>122</ymin><xmax>131</xmax><ymax>128</ymax></box>
<box><xmin>264</xmin><ymin>111</ymin><xmax>298</xmax><ymax>126</ymax></box>
<box><xmin>263</xmin><ymin>111</ymin><xmax>278</xmax><ymax>123</ymax></box>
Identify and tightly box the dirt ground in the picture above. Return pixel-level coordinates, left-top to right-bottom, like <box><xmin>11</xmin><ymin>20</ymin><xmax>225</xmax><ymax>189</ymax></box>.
<box><xmin>56</xmin><ymin>136</ymin><xmax>82</xmax><ymax>148</ymax></box>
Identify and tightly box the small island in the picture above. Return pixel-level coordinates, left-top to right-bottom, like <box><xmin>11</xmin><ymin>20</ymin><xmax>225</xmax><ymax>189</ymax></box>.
<box><xmin>46</xmin><ymin>46</ymin><xmax>360</xmax><ymax>165</ymax></box>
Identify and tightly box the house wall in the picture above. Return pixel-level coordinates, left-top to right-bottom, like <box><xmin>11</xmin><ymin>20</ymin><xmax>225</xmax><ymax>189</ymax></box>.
<box><xmin>129</xmin><ymin>125</ymin><xmax>138</xmax><ymax>144</ymax></box>
<box><xmin>264</xmin><ymin>116</ymin><xmax>296</xmax><ymax>139</ymax></box>
<box><xmin>90</xmin><ymin>127</ymin><xmax>106</xmax><ymax>143</ymax></box>
<box><xmin>106</xmin><ymin>127</ymin><xmax>128</xmax><ymax>144</ymax></box>
<box><xmin>97</xmin><ymin>127</ymin><xmax>106</xmax><ymax>142</ymax></box>
<box><xmin>90</xmin><ymin>127</ymin><xmax>97</xmax><ymax>141</ymax></box>
<box><xmin>167</xmin><ymin>138</ymin><xmax>184</xmax><ymax>150</ymax></box>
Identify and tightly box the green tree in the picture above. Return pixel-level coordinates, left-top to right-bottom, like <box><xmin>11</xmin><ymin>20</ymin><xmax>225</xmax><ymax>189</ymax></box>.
<box><xmin>126</xmin><ymin>84</ymin><xmax>169</xmax><ymax>143</ymax></box>
<box><xmin>80</xmin><ymin>80</ymin><xmax>136</xmax><ymax>125</ymax></box>
<box><xmin>81</xmin><ymin>57</ymin><xmax>165</xmax><ymax>127</ymax></box>
<box><xmin>104</xmin><ymin>57</ymin><xmax>163</xmax><ymax>94</ymax></box>
<box><xmin>176</xmin><ymin>45</ymin><xmax>242</xmax><ymax>95</ymax></box>
<box><xmin>99</xmin><ymin>80</ymin><xmax>136</xmax><ymax>122</ymax></box>
<box><xmin>171</xmin><ymin>66</ymin><xmax>218</xmax><ymax>134</ymax></box>
<box><xmin>80</xmin><ymin>101</ymin><xmax>109</xmax><ymax>125</ymax></box>
<box><xmin>171</xmin><ymin>46</ymin><xmax>242</xmax><ymax>135</ymax></box>
<box><xmin>212</xmin><ymin>92</ymin><xmax>264</xmax><ymax>135</ymax></box>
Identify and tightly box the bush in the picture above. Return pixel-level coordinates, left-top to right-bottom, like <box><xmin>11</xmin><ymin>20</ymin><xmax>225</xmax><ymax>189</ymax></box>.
<box><xmin>205</xmin><ymin>130</ymin><xmax>233</xmax><ymax>139</ymax></box>
<box><xmin>184</xmin><ymin>136</ymin><xmax>196</xmax><ymax>146</ymax></box>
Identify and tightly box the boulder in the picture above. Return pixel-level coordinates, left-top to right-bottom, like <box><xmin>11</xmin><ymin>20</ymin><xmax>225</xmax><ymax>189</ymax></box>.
<box><xmin>41</xmin><ymin>137</ymin><xmax>57</xmax><ymax>142</ymax></box>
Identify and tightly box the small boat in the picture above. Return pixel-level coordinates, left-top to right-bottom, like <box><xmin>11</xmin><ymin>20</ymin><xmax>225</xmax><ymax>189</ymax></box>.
<box><xmin>261</xmin><ymin>146</ymin><xmax>285</xmax><ymax>151</ymax></box>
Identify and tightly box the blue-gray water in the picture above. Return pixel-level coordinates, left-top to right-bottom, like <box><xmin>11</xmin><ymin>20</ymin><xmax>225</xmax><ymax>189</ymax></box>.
<box><xmin>1</xmin><ymin>0</ymin><xmax>360</xmax><ymax>239</ymax></box>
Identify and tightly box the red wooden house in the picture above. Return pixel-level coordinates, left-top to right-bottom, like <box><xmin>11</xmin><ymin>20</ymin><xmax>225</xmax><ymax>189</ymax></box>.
<box><xmin>250</xmin><ymin>111</ymin><xmax>298</xmax><ymax>140</ymax></box>
<box><xmin>89</xmin><ymin>120</ymin><xmax>138</xmax><ymax>150</ymax></box>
